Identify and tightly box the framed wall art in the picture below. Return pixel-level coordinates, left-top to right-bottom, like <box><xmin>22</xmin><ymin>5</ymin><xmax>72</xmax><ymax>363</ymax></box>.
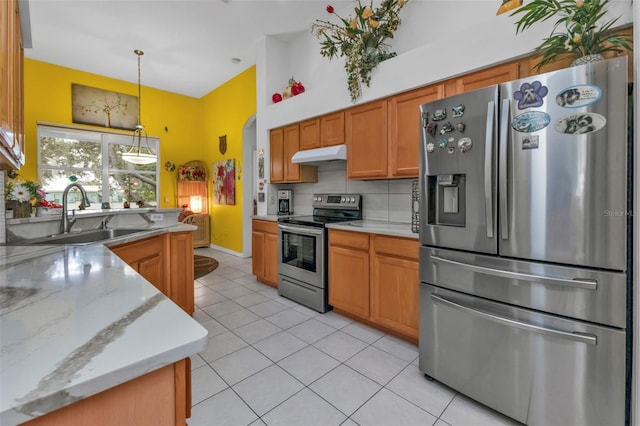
<box><xmin>213</xmin><ymin>159</ymin><xmax>236</xmax><ymax>205</ymax></box>
<box><xmin>71</xmin><ymin>83</ymin><xmax>138</xmax><ymax>130</ymax></box>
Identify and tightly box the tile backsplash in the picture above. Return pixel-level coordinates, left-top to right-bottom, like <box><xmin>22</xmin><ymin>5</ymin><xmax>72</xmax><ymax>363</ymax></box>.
<box><xmin>273</xmin><ymin>162</ymin><xmax>414</xmax><ymax>223</ymax></box>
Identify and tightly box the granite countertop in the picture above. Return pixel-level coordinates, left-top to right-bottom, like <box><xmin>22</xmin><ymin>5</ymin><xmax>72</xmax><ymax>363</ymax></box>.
<box><xmin>327</xmin><ymin>220</ymin><xmax>419</xmax><ymax>239</ymax></box>
<box><xmin>0</xmin><ymin>225</ymin><xmax>207</xmax><ymax>425</ymax></box>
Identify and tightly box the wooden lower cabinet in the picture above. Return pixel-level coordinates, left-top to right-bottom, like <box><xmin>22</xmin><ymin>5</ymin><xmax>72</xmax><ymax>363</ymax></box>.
<box><xmin>191</xmin><ymin>214</ymin><xmax>210</xmax><ymax>248</ymax></box>
<box><xmin>169</xmin><ymin>231</ymin><xmax>195</xmax><ymax>315</ymax></box>
<box><xmin>328</xmin><ymin>229</ymin><xmax>419</xmax><ymax>342</ymax></box>
<box><xmin>22</xmin><ymin>359</ymin><xmax>189</xmax><ymax>426</ymax></box>
<box><xmin>110</xmin><ymin>231</ymin><xmax>195</xmax><ymax>315</ymax></box>
<box><xmin>328</xmin><ymin>230</ymin><xmax>370</xmax><ymax>318</ymax></box>
<box><xmin>370</xmin><ymin>235</ymin><xmax>419</xmax><ymax>341</ymax></box>
<box><xmin>252</xmin><ymin>219</ymin><xmax>278</xmax><ymax>287</ymax></box>
<box><xmin>110</xmin><ymin>235</ymin><xmax>168</xmax><ymax>294</ymax></box>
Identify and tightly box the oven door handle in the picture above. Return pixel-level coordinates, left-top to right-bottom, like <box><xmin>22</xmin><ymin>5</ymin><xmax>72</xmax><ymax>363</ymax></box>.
<box><xmin>430</xmin><ymin>293</ymin><xmax>597</xmax><ymax>345</ymax></box>
<box><xmin>278</xmin><ymin>224</ymin><xmax>325</xmax><ymax>236</ymax></box>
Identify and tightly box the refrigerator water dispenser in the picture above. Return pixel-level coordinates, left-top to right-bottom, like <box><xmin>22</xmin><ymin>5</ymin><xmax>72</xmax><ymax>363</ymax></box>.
<box><xmin>427</xmin><ymin>174</ymin><xmax>465</xmax><ymax>227</ymax></box>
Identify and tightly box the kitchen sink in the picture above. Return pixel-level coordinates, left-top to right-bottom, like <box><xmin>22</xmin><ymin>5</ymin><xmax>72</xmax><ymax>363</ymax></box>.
<box><xmin>8</xmin><ymin>228</ymin><xmax>152</xmax><ymax>245</ymax></box>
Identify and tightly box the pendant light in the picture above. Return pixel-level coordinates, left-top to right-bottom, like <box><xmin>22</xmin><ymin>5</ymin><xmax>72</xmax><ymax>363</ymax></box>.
<box><xmin>121</xmin><ymin>49</ymin><xmax>156</xmax><ymax>165</ymax></box>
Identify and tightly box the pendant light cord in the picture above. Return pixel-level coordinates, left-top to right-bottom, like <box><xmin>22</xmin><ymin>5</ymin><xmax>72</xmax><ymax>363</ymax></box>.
<box><xmin>134</xmin><ymin>49</ymin><xmax>144</xmax><ymax>126</ymax></box>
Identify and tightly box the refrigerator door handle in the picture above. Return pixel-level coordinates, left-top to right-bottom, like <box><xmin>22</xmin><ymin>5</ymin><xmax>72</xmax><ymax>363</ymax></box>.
<box><xmin>499</xmin><ymin>98</ymin><xmax>510</xmax><ymax>240</ymax></box>
<box><xmin>429</xmin><ymin>293</ymin><xmax>598</xmax><ymax>345</ymax></box>
<box><xmin>484</xmin><ymin>101</ymin><xmax>495</xmax><ymax>239</ymax></box>
<box><xmin>430</xmin><ymin>255</ymin><xmax>598</xmax><ymax>290</ymax></box>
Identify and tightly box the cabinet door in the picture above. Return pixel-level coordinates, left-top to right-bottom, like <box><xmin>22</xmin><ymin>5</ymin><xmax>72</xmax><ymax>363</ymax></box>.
<box><xmin>300</xmin><ymin>118</ymin><xmax>320</xmax><ymax>150</ymax></box>
<box><xmin>252</xmin><ymin>230</ymin><xmax>265</xmax><ymax>280</ymax></box>
<box><xmin>270</xmin><ymin>128</ymin><xmax>284</xmax><ymax>183</ymax></box>
<box><xmin>450</xmin><ymin>62</ymin><xmax>519</xmax><ymax>95</ymax></box>
<box><xmin>329</xmin><ymin>245</ymin><xmax>370</xmax><ymax>319</ymax></box>
<box><xmin>192</xmin><ymin>214</ymin><xmax>210</xmax><ymax>248</ymax></box>
<box><xmin>111</xmin><ymin>235</ymin><xmax>166</xmax><ymax>292</ymax></box>
<box><xmin>264</xmin><ymin>232</ymin><xmax>279</xmax><ymax>287</ymax></box>
<box><xmin>388</xmin><ymin>84</ymin><xmax>445</xmax><ymax>178</ymax></box>
<box><xmin>283</xmin><ymin>124</ymin><xmax>301</xmax><ymax>182</ymax></box>
<box><xmin>346</xmin><ymin>100</ymin><xmax>388</xmax><ymax>179</ymax></box>
<box><xmin>321</xmin><ymin>111</ymin><xmax>345</xmax><ymax>147</ymax></box>
<box><xmin>0</xmin><ymin>0</ymin><xmax>24</xmax><ymax>169</ymax></box>
<box><xmin>138</xmin><ymin>254</ymin><xmax>166</xmax><ymax>294</ymax></box>
<box><xmin>169</xmin><ymin>232</ymin><xmax>195</xmax><ymax>315</ymax></box>
<box><xmin>371</xmin><ymin>254</ymin><xmax>419</xmax><ymax>340</ymax></box>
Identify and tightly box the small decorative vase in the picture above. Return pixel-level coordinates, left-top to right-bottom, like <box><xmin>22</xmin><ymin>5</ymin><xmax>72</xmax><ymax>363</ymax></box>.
<box><xmin>571</xmin><ymin>54</ymin><xmax>604</xmax><ymax>67</ymax></box>
<box><xmin>7</xmin><ymin>200</ymin><xmax>32</xmax><ymax>218</ymax></box>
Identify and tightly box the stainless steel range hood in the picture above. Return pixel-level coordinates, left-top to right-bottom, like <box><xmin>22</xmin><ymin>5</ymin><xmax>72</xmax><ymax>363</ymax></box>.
<box><xmin>291</xmin><ymin>144</ymin><xmax>347</xmax><ymax>164</ymax></box>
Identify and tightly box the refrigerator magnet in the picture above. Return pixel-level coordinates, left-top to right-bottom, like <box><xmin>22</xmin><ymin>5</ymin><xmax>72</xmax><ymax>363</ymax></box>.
<box><xmin>555</xmin><ymin>113</ymin><xmax>607</xmax><ymax>135</ymax></box>
<box><xmin>555</xmin><ymin>85</ymin><xmax>602</xmax><ymax>108</ymax></box>
<box><xmin>521</xmin><ymin>135</ymin><xmax>539</xmax><ymax>150</ymax></box>
<box><xmin>511</xmin><ymin>111</ymin><xmax>551</xmax><ymax>133</ymax></box>
<box><xmin>452</xmin><ymin>104</ymin><xmax>465</xmax><ymax>117</ymax></box>
<box><xmin>513</xmin><ymin>81</ymin><xmax>548</xmax><ymax>109</ymax></box>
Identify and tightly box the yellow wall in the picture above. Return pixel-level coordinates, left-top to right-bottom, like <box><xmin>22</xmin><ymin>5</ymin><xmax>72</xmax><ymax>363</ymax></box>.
<box><xmin>200</xmin><ymin>66</ymin><xmax>256</xmax><ymax>253</ymax></box>
<box><xmin>23</xmin><ymin>59</ymin><xmax>204</xmax><ymax>208</ymax></box>
<box><xmin>22</xmin><ymin>59</ymin><xmax>256</xmax><ymax>253</ymax></box>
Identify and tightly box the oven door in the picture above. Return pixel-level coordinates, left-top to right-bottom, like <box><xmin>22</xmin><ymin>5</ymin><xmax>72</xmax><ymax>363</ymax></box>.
<box><xmin>278</xmin><ymin>223</ymin><xmax>325</xmax><ymax>288</ymax></box>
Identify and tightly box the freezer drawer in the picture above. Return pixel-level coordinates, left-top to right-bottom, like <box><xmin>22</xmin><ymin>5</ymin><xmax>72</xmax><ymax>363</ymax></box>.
<box><xmin>419</xmin><ymin>284</ymin><xmax>626</xmax><ymax>426</ymax></box>
<box><xmin>420</xmin><ymin>246</ymin><xmax>627</xmax><ymax>328</ymax></box>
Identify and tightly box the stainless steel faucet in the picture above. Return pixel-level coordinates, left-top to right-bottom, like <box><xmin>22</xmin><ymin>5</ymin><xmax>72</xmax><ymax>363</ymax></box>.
<box><xmin>60</xmin><ymin>183</ymin><xmax>91</xmax><ymax>234</ymax></box>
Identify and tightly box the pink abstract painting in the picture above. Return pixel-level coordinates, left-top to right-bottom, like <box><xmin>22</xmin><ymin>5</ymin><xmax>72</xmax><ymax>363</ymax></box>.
<box><xmin>213</xmin><ymin>159</ymin><xmax>235</xmax><ymax>205</ymax></box>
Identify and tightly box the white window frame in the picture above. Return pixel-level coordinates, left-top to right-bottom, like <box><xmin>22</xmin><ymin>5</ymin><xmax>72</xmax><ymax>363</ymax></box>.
<box><xmin>36</xmin><ymin>123</ymin><xmax>159</xmax><ymax>207</ymax></box>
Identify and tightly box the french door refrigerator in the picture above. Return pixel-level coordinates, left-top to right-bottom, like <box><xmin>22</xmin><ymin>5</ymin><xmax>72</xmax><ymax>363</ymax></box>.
<box><xmin>418</xmin><ymin>56</ymin><xmax>630</xmax><ymax>426</ymax></box>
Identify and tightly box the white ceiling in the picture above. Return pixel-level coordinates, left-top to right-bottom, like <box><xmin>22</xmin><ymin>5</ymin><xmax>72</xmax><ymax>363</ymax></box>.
<box><xmin>24</xmin><ymin>0</ymin><xmax>352</xmax><ymax>98</ymax></box>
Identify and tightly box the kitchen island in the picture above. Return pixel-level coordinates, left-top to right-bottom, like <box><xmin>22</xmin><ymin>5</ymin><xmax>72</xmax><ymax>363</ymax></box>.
<box><xmin>0</xmin><ymin>226</ymin><xmax>208</xmax><ymax>425</ymax></box>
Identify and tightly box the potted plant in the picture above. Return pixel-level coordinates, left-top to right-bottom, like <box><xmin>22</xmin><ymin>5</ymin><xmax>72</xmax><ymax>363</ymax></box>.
<box><xmin>510</xmin><ymin>0</ymin><xmax>632</xmax><ymax>70</ymax></box>
<box><xmin>311</xmin><ymin>0</ymin><xmax>408</xmax><ymax>102</ymax></box>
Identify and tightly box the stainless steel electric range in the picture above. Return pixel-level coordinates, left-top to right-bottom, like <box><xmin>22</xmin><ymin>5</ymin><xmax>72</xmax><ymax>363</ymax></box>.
<box><xmin>277</xmin><ymin>194</ymin><xmax>362</xmax><ymax>313</ymax></box>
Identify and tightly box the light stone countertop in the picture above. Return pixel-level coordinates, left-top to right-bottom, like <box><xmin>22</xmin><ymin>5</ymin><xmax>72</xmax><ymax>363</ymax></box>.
<box><xmin>326</xmin><ymin>220</ymin><xmax>419</xmax><ymax>239</ymax></box>
<box><xmin>0</xmin><ymin>224</ymin><xmax>207</xmax><ymax>425</ymax></box>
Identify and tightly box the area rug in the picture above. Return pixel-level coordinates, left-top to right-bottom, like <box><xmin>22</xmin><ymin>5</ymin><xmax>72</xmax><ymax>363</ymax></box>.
<box><xmin>194</xmin><ymin>255</ymin><xmax>219</xmax><ymax>279</ymax></box>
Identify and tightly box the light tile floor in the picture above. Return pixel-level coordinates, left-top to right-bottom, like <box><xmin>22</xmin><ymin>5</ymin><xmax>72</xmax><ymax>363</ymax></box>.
<box><xmin>188</xmin><ymin>248</ymin><xmax>523</xmax><ymax>426</ymax></box>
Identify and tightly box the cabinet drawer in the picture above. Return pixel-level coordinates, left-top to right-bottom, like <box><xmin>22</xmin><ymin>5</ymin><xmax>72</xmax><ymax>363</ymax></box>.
<box><xmin>111</xmin><ymin>235</ymin><xmax>164</xmax><ymax>264</ymax></box>
<box><xmin>373</xmin><ymin>235</ymin><xmax>418</xmax><ymax>260</ymax></box>
<box><xmin>253</xmin><ymin>219</ymin><xmax>277</xmax><ymax>235</ymax></box>
<box><xmin>329</xmin><ymin>229</ymin><xmax>369</xmax><ymax>250</ymax></box>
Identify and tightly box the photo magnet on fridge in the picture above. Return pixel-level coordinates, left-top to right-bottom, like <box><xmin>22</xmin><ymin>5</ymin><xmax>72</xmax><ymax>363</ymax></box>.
<box><xmin>555</xmin><ymin>85</ymin><xmax>602</xmax><ymax>108</ymax></box>
<box><xmin>513</xmin><ymin>81</ymin><xmax>548</xmax><ymax>109</ymax></box>
<box><xmin>521</xmin><ymin>135</ymin><xmax>539</xmax><ymax>150</ymax></box>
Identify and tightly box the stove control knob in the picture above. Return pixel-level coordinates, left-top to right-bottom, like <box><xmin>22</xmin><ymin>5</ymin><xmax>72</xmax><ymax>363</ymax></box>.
<box><xmin>318</xmin><ymin>196</ymin><xmax>322</xmax><ymax>202</ymax></box>
<box><xmin>341</xmin><ymin>197</ymin><xmax>346</xmax><ymax>203</ymax></box>
<box><xmin>350</xmin><ymin>197</ymin><xmax>355</xmax><ymax>203</ymax></box>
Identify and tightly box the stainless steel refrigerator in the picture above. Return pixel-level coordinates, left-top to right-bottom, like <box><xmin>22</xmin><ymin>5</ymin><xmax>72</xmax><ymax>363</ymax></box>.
<box><xmin>418</xmin><ymin>56</ymin><xmax>630</xmax><ymax>425</ymax></box>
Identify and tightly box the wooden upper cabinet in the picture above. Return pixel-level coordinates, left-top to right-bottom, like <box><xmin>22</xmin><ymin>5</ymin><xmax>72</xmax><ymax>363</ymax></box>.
<box><xmin>283</xmin><ymin>124</ymin><xmax>301</xmax><ymax>181</ymax></box>
<box><xmin>448</xmin><ymin>62</ymin><xmax>519</xmax><ymax>96</ymax></box>
<box><xmin>269</xmin><ymin>127</ymin><xmax>284</xmax><ymax>183</ymax></box>
<box><xmin>270</xmin><ymin>124</ymin><xmax>317</xmax><ymax>183</ymax></box>
<box><xmin>300</xmin><ymin>111</ymin><xmax>344</xmax><ymax>150</ymax></box>
<box><xmin>320</xmin><ymin>111</ymin><xmax>345</xmax><ymax>147</ymax></box>
<box><xmin>0</xmin><ymin>0</ymin><xmax>25</xmax><ymax>170</ymax></box>
<box><xmin>388</xmin><ymin>84</ymin><xmax>445</xmax><ymax>178</ymax></box>
<box><xmin>346</xmin><ymin>99</ymin><xmax>388</xmax><ymax>179</ymax></box>
<box><xmin>300</xmin><ymin>118</ymin><xmax>320</xmax><ymax>150</ymax></box>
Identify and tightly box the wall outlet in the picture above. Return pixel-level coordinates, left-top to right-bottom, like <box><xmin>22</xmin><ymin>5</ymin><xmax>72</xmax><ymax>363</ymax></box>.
<box><xmin>150</xmin><ymin>213</ymin><xmax>164</xmax><ymax>221</ymax></box>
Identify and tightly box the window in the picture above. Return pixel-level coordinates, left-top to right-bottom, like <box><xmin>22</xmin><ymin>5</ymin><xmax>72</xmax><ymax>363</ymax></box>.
<box><xmin>37</xmin><ymin>124</ymin><xmax>159</xmax><ymax>209</ymax></box>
